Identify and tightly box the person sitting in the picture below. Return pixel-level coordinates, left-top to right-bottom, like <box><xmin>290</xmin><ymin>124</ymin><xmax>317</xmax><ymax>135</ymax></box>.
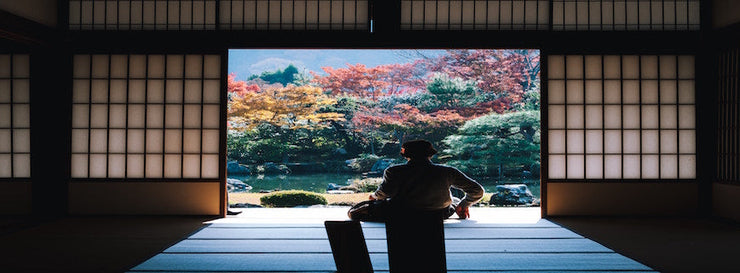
<box><xmin>366</xmin><ymin>139</ymin><xmax>485</xmax><ymax>220</ymax></box>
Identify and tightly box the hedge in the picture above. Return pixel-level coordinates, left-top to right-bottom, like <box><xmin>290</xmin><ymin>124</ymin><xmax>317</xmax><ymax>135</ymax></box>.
<box><xmin>259</xmin><ymin>190</ymin><xmax>328</xmax><ymax>207</ymax></box>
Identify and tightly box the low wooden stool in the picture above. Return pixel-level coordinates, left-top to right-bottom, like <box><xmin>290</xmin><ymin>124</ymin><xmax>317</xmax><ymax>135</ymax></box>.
<box><xmin>385</xmin><ymin>210</ymin><xmax>447</xmax><ymax>273</ymax></box>
<box><xmin>324</xmin><ymin>220</ymin><xmax>374</xmax><ymax>273</ymax></box>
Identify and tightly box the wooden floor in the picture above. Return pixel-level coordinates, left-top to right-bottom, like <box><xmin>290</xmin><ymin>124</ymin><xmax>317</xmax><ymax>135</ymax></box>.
<box><xmin>129</xmin><ymin>207</ymin><xmax>655</xmax><ymax>273</ymax></box>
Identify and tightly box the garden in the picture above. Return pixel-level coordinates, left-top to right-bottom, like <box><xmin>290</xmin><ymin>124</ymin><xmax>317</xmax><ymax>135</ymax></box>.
<box><xmin>226</xmin><ymin>49</ymin><xmax>541</xmax><ymax>208</ymax></box>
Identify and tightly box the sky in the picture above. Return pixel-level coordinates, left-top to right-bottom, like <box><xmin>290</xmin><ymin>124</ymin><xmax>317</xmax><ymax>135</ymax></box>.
<box><xmin>228</xmin><ymin>49</ymin><xmax>444</xmax><ymax>81</ymax></box>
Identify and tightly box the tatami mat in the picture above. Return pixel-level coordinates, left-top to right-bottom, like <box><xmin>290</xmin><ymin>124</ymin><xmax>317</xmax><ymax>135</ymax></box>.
<box><xmin>129</xmin><ymin>207</ymin><xmax>655</xmax><ymax>272</ymax></box>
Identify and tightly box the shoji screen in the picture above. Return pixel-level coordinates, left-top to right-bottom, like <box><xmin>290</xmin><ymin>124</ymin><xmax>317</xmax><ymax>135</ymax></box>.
<box><xmin>400</xmin><ymin>0</ymin><xmax>549</xmax><ymax>30</ymax></box>
<box><xmin>71</xmin><ymin>54</ymin><xmax>221</xmax><ymax>179</ymax></box>
<box><xmin>718</xmin><ymin>49</ymin><xmax>739</xmax><ymax>185</ymax></box>
<box><xmin>552</xmin><ymin>0</ymin><xmax>701</xmax><ymax>31</ymax></box>
<box><xmin>715</xmin><ymin>47</ymin><xmax>740</xmax><ymax>221</ymax></box>
<box><xmin>547</xmin><ymin>55</ymin><xmax>696</xmax><ymax>180</ymax></box>
<box><xmin>0</xmin><ymin>54</ymin><xmax>31</xmax><ymax>179</ymax></box>
<box><xmin>68</xmin><ymin>0</ymin><xmax>218</xmax><ymax>30</ymax></box>
<box><xmin>68</xmin><ymin>0</ymin><xmax>369</xmax><ymax>31</ymax></box>
<box><xmin>220</xmin><ymin>0</ymin><xmax>370</xmax><ymax>30</ymax></box>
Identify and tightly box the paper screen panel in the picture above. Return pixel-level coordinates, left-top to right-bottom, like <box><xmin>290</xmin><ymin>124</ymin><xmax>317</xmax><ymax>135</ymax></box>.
<box><xmin>401</xmin><ymin>0</ymin><xmax>548</xmax><ymax>30</ymax></box>
<box><xmin>0</xmin><ymin>54</ymin><xmax>30</xmax><ymax>178</ymax></box>
<box><xmin>221</xmin><ymin>0</ymin><xmax>369</xmax><ymax>30</ymax></box>
<box><xmin>552</xmin><ymin>0</ymin><xmax>700</xmax><ymax>31</ymax></box>
<box><xmin>547</xmin><ymin>54</ymin><xmax>696</xmax><ymax>180</ymax></box>
<box><xmin>71</xmin><ymin>54</ymin><xmax>222</xmax><ymax>179</ymax></box>
<box><xmin>69</xmin><ymin>0</ymin><xmax>217</xmax><ymax>30</ymax></box>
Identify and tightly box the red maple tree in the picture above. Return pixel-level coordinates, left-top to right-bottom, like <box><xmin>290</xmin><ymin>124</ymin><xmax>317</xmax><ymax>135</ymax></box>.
<box><xmin>352</xmin><ymin>103</ymin><xmax>466</xmax><ymax>144</ymax></box>
<box><xmin>227</xmin><ymin>73</ymin><xmax>260</xmax><ymax>99</ymax></box>
<box><xmin>428</xmin><ymin>49</ymin><xmax>540</xmax><ymax>113</ymax></box>
<box><xmin>312</xmin><ymin>62</ymin><xmax>427</xmax><ymax>99</ymax></box>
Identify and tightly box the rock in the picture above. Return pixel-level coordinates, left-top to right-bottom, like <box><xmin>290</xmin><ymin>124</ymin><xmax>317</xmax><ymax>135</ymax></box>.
<box><xmin>227</xmin><ymin>178</ymin><xmax>252</xmax><ymax>192</ymax></box>
<box><xmin>230</xmin><ymin>203</ymin><xmax>263</xmax><ymax>208</ymax></box>
<box><xmin>339</xmin><ymin>185</ymin><xmax>359</xmax><ymax>192</ymax></box>
<box><xmin>363</xmin><ymin>158</ymin><xmax>396</xmax><ymax>177</ymax></box>
<box><xmin>227</xmin><ymin>161</ymin><xmax>251</xmax><ymax>175</ymax></box>
<box><xmin>489</xmin><ymin>184</ymin><xmax>535</xmax><ymax>206</ymax></box>
<box><xmin>259</xmin><ymin>162</ymin><xmax>291</xmax><ymax>174</ymax></box>
<box><xmin>450</xmin><ymin>187</ymin><xmax>465</xmax><ymax>199</ymax></box>
<box><xmin>327</xmin><ymin>183</ymin><xmax>342</xmax><ymax>191</ymax></box>
<box><xmin>327</xmin><ymin>190</ymin><xmax>355</xmax><ymax>194</ymax></box>
<box><xmin>371</xmin><ymin>158</ymin><xmax>395</xmax><ymax>172</ymax></box>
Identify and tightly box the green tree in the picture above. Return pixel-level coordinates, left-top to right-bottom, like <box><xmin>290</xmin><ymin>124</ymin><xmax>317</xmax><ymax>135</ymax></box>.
<box><xmin>248</xmin><ymin>64</ymin><xmax>303</xmax><ymax>86</ymax></box>
<box><xmin>442</xmin><ymin>111</ymin><xmax>540</xmax><ymax>178</ymax></box>
<box><xmin>425</xmin><ymin>73</ymin><xmax>480</xmax><ymax>110</ymax></box>
<box><xmin>227</xmin><ymin>124</ymin><xmax>294</xmax><ymax>163</ymax></box>
<box><xmin>513</xmin><ymin>83</ymin><xmax>541</xmax><ymax>112</ymax></box>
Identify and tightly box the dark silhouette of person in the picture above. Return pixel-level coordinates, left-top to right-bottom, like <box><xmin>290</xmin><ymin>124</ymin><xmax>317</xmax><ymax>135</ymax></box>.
<box><xmin>370</xmin><ymin>139</ymin><xmax>485</xmax><ymax>219</ymax></box>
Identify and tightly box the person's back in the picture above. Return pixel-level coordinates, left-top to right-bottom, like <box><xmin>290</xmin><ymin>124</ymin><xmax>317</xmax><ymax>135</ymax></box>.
<box><xmin>370</xmin><ymin>139</ymin><xmax>484</xmax><ymax>219</ymax></box>
<box><xmin>379</xmin><ymin>160</ymin><xmax>483</xmax><ymax>212</ymax></box>
<box><xmin>375</xmin><ymin>139</ymin><xmax>483</xmax><ymax>273</ymax></box>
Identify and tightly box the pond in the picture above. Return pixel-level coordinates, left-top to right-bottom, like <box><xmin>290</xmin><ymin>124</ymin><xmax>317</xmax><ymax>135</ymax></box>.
<box><xmin>228</xmin><ymin>173</ymin><xmax>540</xmax><ymax>199</ymax></box>
<box><xmin>229</xmin><ymin>173</ymin><xmax>362</xmax><ymax>193</ymax></box>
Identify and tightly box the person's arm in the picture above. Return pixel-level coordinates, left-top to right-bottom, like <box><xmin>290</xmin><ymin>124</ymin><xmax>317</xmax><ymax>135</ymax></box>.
<box><xmin>370</xmin><ymin>167</ymin><xmax>398</xmax><ymax>200</ymax></box>
<box><xmin>450</xmin><ymin>168</ymin><xmax>485</xmax><ymax>208</ymax></box>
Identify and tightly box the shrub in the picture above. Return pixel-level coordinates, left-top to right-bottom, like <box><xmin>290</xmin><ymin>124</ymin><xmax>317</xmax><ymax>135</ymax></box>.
<box><xmin>350</xmin><ymin>178</ymin><xmax>383</xmax><ymax>192</ymax></box>
<box><xmin>330</xmin><ymin>201</ymin><xmax>357</xmax><ymax>206</ymax></box>
<box><xmin>347</xmin><ymin>154</ymin><xmax>381</xmax><ymax>173</ymax></box>
<box><xmin>260</xmin><ymin>190</ymin><xmax>328</xmax><ymax>207</ymax></box>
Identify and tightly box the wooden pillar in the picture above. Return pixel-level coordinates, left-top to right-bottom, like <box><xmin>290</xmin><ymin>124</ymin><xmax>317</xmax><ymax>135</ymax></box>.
<box><xmin>696</xmin><ymin>0</ymin><xmax>717</xmax><ymax>217</ymax></box>
<box><xmin>371</xmin><ymin>0</ymin><xmax>401</xmax><ymax>35</ymax></box>
<box><xmin>30</xmin><ymin>47</ymin><xmax>72</xmax><ymax>218</ymax></box>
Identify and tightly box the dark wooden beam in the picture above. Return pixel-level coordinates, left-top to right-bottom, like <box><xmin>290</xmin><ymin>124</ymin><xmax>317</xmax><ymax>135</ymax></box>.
<box><xmin>64</xmin><ymin>29</ymin><xmax>704</xmax><ymax>54</ymax></box>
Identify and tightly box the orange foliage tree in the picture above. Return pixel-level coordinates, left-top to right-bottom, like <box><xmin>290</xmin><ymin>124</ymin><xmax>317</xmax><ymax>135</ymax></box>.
<box><xmin>228</xmin><ymin>81</ymin><xmax>344</xmax><ymax>131</ymax></box>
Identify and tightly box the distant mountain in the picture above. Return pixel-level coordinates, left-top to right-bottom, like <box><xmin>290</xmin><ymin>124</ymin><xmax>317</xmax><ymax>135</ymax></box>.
<box><xmin>228</xmin><ymin>49</ymin><xmax>442</xmax><ymax>81</ymax></box>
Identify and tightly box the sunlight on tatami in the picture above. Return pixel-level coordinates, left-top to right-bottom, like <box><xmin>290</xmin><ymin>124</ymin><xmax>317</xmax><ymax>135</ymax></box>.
<box><xmin>206</xmin><ymin>207</ymin><xmax>541</xmax><ymax>224</ymax></box>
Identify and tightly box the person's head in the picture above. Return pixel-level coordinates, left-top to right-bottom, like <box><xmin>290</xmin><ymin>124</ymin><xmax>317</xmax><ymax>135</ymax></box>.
<box><xmin>400</xmin><ymin>139</ymin><xmax>437</xmax><ymax>160</ymax></box>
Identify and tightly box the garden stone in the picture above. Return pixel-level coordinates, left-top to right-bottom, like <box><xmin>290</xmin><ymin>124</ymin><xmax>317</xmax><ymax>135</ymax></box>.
<box><xmin>489</xmin><ymin>184</ymin><xmax>535</xmax><ymax>206</ymax></box>
<box><xmin>260</xmin><ymin>162</ymin><xmax>291</xmax><ymax>174</ymax></box>
<box><xmin>230</xmin><ymin>203</ymin><xmax>263</xmax><ymax>208</ymax></box>
<box><xmin>371</xmin><ymin>159</ymin><xmax>395</xmax><ymax>172</ymax></box>
<box><xmin>227</xmin><ymin>178</ymin><xmax>252</xmax><ymax>192</ymax></box>
<box><xmin>327</xmin><ymin>183</ymin><xmax>342</xmax><ymax>191</ymax></box>
<box><xmin>227</xmin><ymin>161</ymin><xmax>251</xmax><ymax>175</ymax></box>
<box><xmin>363</xmin><ymin>158</ymin><xmax>396</xmax><ymax>177</ymax></box>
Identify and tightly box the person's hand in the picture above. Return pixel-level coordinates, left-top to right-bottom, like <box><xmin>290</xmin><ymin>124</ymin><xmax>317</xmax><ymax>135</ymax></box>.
<box><xmin>368</xmin><ymin>194</ymin><xmax>376</xmax><ymax>200</ymax></box>
<box><xmin>455</xmin><ymin>205</ymin><xmax>470</xmax><ymax>219</ymax></box>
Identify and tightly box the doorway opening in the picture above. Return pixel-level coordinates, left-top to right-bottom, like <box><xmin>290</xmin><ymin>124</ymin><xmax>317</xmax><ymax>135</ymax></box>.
<box><xmin>226</xmin><ymin>49</ymin><xmax>541</xmax><ymax>214</ymax></box>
